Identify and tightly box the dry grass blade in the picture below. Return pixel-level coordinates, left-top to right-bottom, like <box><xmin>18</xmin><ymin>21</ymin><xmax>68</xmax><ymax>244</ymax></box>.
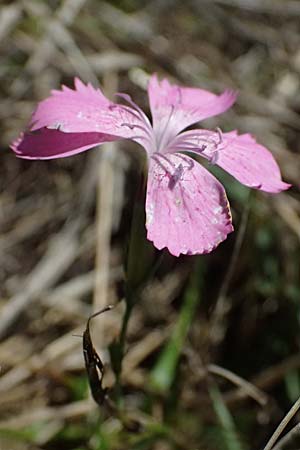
<box><xmin>92</xmin><ymin>73</ymin><xmax>122</xmax><ymax>350</ymax></box>
<box><xmin>0</xmin><ymin>4</ymin><xmax>22</xmax><ymax>42</ymax></box>
<box><xmin>201</xmin><ymin>0</ymin><xmax>300</xmax><ymax>17</ymax></box>
<box><xmin>272</xmin><ymin>423</ymin><xmax>300</xmax><ymax>450</ymax></box>
<box><xmin>47</xmin><ymin>20</ymin><xmax>98</xmax><ymax>84</ymax></box>
<box><xmin>87</xmin><ymin>51</ymin><xmax>144</xmax><ymax>74</ymax></box>
<box><xmin>1</xmin><ymin>0</ymin><xmax>300</xmax><ymax>448</ymax></box>
<box><xmin>209</xmin><ymin>196</ymin><xmax>250</xmax><ymax>347</ymax></box>
<box><xmin>272</xmin><ymin>196</ymin><xmax>300</xmax><ymax>241</ymax></box>
<box><xmin>98</xmin><ymin>1</ymin><xmax>153</xmax><ymax>42</ymax></box>
<box><xmin>225</xmin><ymin>354</ymin><xmax>300</xmax><ymax>406</ymax></box>
<box><xmin>208</xmin><ymin>364</ymin><xmax>268</xmax><ymax>406</ymax></box>
<box><xmin>0</xmin><ymin>221</ymin><xmax>80</xmax><ymax>339</ymax></box>
<box><xmin>263</xmin><ymin>397</ymin><xmax>300</xmax><ymax>450</ymax></box>
<box><xmin>0</xmin><ymin>400</ymin><xmax>95</xmax><ymax>429</ymax></box>
<box><xmin>123</xmin><ymin>328</ymin><xmax>168</xmax><ymax>377</ymax></box>
<box><xmin>11</xmin><ymin>0</ymin><xmax>94</xmax><ymax>97</ymax></box>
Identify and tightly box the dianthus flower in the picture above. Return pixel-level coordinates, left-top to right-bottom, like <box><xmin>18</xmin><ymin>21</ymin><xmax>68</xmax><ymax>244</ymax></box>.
<box><xmin>11</xmin><ymin>75</ymin><xmax>290</xmax><ymax>256</ymax></box>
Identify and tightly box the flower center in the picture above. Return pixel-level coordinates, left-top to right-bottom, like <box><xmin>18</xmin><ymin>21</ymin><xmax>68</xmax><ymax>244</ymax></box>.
<box><xmin>150</xmin><ymin>153</ymin><xmax>194</xmax><ymax>190</ymax></box>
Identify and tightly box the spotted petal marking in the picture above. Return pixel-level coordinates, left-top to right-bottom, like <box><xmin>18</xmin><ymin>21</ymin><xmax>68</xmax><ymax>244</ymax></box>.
<box><xmin>145</xmin><ymin>153</ymin><xmax>233</xmax><ymax>256</ymax></box>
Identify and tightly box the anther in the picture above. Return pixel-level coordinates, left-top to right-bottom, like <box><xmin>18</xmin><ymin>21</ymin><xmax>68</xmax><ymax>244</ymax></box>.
<box><xmin>121</xmin><ymin>122</ymin><xmax>135</xmax><ymax>130</ymax></box>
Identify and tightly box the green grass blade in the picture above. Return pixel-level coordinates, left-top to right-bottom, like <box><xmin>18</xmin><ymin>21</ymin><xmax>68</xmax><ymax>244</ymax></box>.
<box><xmin>150</xmin><ymin>261</ymin><xmax>203</xmax><ymax>392</ymax></box>
<box><xmin>209</xmin><ymin>383</ymin><xmax>246</xmax><ymax>450</ymax></box>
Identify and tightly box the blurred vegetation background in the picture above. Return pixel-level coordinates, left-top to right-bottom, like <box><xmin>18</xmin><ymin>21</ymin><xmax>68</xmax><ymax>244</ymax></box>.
<box><xmin>1</xmin><ymin>1</ymin><xmax>300</xmax><ymax>449</ymax></box>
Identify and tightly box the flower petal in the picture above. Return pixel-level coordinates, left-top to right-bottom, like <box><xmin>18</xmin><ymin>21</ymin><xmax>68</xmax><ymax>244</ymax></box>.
<box><xmin>145</xmin><ymin>153</ymin><xmax>233</xmax><ymax>256</ymax></box>
<box><xmin>11</xmin><ymin>128</ymin><xmax>117</xmax><ymax>160</ymax></box>
<box><xmin>147</xmin><ymin>74</ymin><xmax>236</xmax><ymax>151</ymax></box>
<box><xmin>170</xmin><ymin>129</ymin><xmax>290</xmax><ymax>193</ymax></box>
<box><xmin>28</xmin><ymin>78</ymin><xmax>152</xmax><ymax>150</ymax></box>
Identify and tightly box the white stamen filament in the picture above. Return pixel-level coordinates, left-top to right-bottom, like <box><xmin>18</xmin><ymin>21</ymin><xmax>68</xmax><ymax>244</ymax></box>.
<box><xmin>155</xmin><ymin>104</ymin><xmax>176</xmax><ymax>153</ymax></box>
<box><xmin>115</xmin><ymin>93</ymin><xmax>152</xmax><ymax>130</ymax></box>
<box><xmin>115</xmin><ymin>93</ymin><xmax>156</xmax><ymax>152</ymax></box>
<box><xmin>120</xmin><ymin>122</ymin><xmax>152</xmax><ymax>137</ymax></box>
<box><xmin>164</xmin><ymin>128</ymin><xmax>226</xmax><ymax>162</ymax></box>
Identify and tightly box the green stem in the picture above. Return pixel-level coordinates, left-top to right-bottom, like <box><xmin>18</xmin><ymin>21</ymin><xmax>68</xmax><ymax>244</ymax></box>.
<box><xmin>113</xmin><ymin>169</ymin><xmax>155</xmax><ymax>404</ymax></box>
<box><xmin>119</xmin><ymin>299</ymin><xmax>133</xmax><ymax>357</ymax></box>
<box><xmin>114</xmin><ymin>297</ymin><xmax>133</xmax><ymax>403</ymax></box>
<box><xmin>150</xmin><ymin>259</ymin><xmax>203</xmax><ymax>392</ymax></box>
<box><xmin>209</xmin><ymin>382</ymin><xmax>245</xmax><ymax>450</ymax></box>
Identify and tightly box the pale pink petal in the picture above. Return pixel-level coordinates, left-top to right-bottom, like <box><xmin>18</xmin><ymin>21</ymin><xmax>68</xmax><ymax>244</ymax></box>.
<box><xmin>145</xmin><ymin>153</ymin><xmax>233</xmax><ymax>256</ymax></box>
<box><xmin>169</xmin><ymin>129</ymin><xmax>291</xmax><ymax>193</ymax></box>
<box><xmin>147</xmin><ymin>74</ymin><xmax>237</xmax><ymax>151</ymax></box>
<box><xmin>11</xmin><ymin>128</ymin><xmax>118</xmax><ymax>160</ymax></box>
<box><xmin>29</xmin><ymin>78</ymin><xmax>152</xmax><ymax>151</ymax></box>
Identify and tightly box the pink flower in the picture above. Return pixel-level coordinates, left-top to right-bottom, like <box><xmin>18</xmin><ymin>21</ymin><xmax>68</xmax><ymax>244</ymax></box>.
<box><xmin>11</xmin><ymin>75</ymin><xmax>290</xmax><ymax>256</ymax></box>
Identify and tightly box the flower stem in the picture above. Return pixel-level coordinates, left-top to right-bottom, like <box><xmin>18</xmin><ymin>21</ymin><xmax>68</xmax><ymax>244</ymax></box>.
<box><xmin>113</xmin><ymin>297</ymin><xmax>133</xmax><ymax>404</ymax></box>
<box><xmin>112</xmin><ymin>168</ymin><xmax>155</xmax><ymax>404</ymax></box>
<box><xmin>119</xmin><ymin>297</ymin><xmax>133</xmax><ymax>356</ymax></box>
